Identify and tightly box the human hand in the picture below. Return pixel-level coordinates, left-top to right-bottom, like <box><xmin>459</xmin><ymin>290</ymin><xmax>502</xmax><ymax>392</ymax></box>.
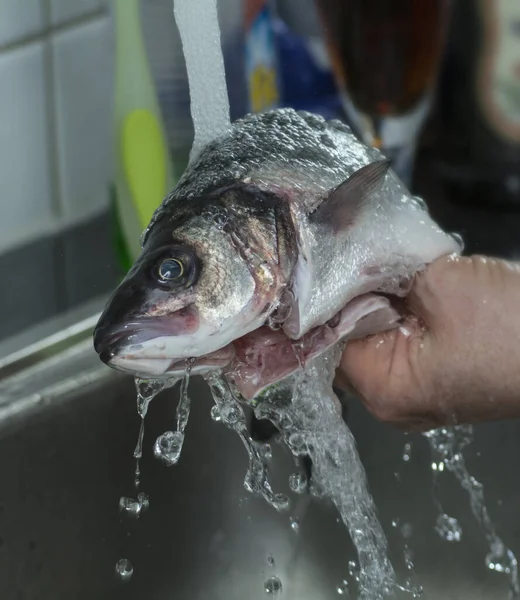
<box><xmin>336</xmin><ymin>255</ymin><xmax>520</xmax><ymax>431</ymax></box>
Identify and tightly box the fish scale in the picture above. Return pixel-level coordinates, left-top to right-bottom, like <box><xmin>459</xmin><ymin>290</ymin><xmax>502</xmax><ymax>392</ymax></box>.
<box><xmin>142</xmin><ymin>109</ymin><xmax>381</xmax><ymax>244</ymax></box>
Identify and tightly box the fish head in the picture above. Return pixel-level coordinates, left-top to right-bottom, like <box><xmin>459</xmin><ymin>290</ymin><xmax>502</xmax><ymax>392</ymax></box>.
<box><xmin>93</xmin><ymin>185</ymin><xmax>295</xmax><ymax>379</ymax></box>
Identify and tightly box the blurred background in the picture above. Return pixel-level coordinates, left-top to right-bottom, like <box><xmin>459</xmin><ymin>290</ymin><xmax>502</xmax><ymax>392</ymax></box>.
<box><xmin>0</xmin><ymin>0</ymin><xmax>519</xmax><ymax>346</ymax></box>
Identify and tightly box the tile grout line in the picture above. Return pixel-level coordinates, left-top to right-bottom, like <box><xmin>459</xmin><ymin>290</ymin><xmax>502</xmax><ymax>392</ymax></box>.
<box><xmin>0</xmin><ymin>7</ymin><xmax>108</xmax><ymax>55</ymax></box>
<box><xmin>41</xmin><ymin>0</ymin><xmax>68</xmax><ymax>312</ymax></box>
<box><xmin>41</xmin><ymin>0</ymin><xmax>62</xmax><ymax>221</ymax></box>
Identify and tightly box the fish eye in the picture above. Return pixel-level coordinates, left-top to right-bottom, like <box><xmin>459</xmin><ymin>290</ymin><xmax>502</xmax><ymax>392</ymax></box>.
<box><xmin>158</xmin><ymin>258</ymin><xmax>184</xmax><ymax>281</ymax></box>
<box><xmin>152</xmin><ymin>246</ymin><xmax>199</xmax><ymax>289</ymax></box>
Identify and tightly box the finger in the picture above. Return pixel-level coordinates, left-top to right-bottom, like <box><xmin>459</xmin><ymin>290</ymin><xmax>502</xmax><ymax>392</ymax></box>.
<box><xmin>340</xmin><ymin>329</ymin><xmax>399</xmax><ymax>397</ymax></box>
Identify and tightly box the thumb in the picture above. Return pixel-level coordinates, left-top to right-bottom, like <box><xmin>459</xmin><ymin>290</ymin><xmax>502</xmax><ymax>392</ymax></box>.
<box><xmin>337</xmin><ymin>328</ymin><xmax>401</xmax><ymax>398</ymax></box>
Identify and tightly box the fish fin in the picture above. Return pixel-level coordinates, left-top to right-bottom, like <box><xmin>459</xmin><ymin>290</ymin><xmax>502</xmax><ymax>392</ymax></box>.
<box><xmin>310</xmin><ymin>159</ymin><xmax>391</xmax><ymax>230</ymax></box>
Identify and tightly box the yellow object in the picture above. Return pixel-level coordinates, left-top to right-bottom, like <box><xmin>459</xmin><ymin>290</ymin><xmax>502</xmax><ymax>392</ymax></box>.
<box><xmin>122</xmin><ymin>109</ymin><xmax>167</xmax><ymax>229</ymax></box>
<box><xmin>250</xmin><ymin>65</ymin><xmax>279</xmax><ymax>114</ymax></box>
<box><xmin>113</xmin><ymin>0</ymin><xmax>174</xmax><ymax>260</ymax></box>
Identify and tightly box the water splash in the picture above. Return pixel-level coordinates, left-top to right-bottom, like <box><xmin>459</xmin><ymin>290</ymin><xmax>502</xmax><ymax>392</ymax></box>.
<box><xmin>254</xmin><ymin>348</ymin><xmax>395</xmax><ymax>600</ymax></box>
<box><xmin>425</xmin><ymin>426</ymin><xmax>519</xmax><ymax>597</ymax></box>
<box><xmin>428</xmin><ymin>441</ymin><xmax>461</xmax><ymax>549</ymax></box>
<box><xmin>115</xmin><ymin>378</ymin><xmax>178</xmax><ymax>581</ymax></box>
<box><xmin>289</xmin><ymin>516</ymin><xmax>300</xmax><ymax>532</ymax></box>
<box><xmin>119</xmin><ymin>492</ymin><xmax>150</xmax><ymax>519</ymax></box>
<box><xmin>389</xmin><ymin>519</ymin><xmax>423</xmax><ymax>598</ymax></box>
<box><xmin>115</xmin><ymin>558</ymin><xmax>133</xmax><ymax>582</ymax></box>
<box><xmin>206</xmin><ymin>371</ymin><xmax>290</xmax><ymax>512</ymax></box>
<box><xmin>154</xmin><ymin>430</ymin><xmax>185</xmax><ymax>466</ymax></box>
<box><xmin>289</xmin><ymin>472</ymin><xmax>308</xmax><ymax>494</ymax></box>
<box><xmin>134</xmin><ymin>378</ymin><xmax>176</xmax><ymax>486</ymax></box>
<box><xmin>435</xmin><ymin>514</ymin><xmax>462</xmax><ymax>543</ymax></box>
<box><xmin>396</xmin><ymin>542</ymin><xmax>423</xmax><ymax>598</ymax></box>
<box><xmin>259</xmin><ymin>443</ymin><xmax>273</xmax><ymax>462</ymax></box>
<box><xmin>154</xmin><ymin>360</ymin><xmax>194</xmax><ymax>466</ymax></box>
<box><xmin>389</xmin><ymin>440</ymin><xmax>422</xmax><ymax>597</ymax></box>
<box><xmin>264</xmin><ymin>576</ymin><xmax>283</xmax><ymax>594</ymax></box>
<box><xmin>172</xmin><ymin>0</ymin><xmax>230</xmax><ymax>161</ymax></box>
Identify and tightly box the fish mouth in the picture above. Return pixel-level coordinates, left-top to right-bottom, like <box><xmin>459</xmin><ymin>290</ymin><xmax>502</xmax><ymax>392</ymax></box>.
<box><xmin>107</xmin><ymin>345</ymin><xmax>236</xmax><ymax>379</ymax></box>
<box><xmin>94</xmin><ymin>304</ymin><xmax>236</xmax><ymax>378</ymax></box>
<box><xmin>93</xmin><ymin>306</ymin><xmax>201</xmax><ymax>366</ymax></box>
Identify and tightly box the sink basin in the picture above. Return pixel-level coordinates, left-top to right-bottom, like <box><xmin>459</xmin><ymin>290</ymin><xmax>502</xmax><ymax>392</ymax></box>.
<box><xmin>0</xmin><ymin>312</ymin><xmax>518</xmax><ymax>600</ymax></box>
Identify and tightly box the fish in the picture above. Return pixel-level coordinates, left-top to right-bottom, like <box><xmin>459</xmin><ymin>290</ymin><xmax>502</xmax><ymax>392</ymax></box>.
<box><xmin>93</xmin><ymin>108</ymin><xmax>461</xmax><ymax>399</ymax></box>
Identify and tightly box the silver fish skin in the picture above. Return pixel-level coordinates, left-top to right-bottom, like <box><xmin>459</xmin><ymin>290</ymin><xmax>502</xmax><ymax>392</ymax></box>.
<box><xmin>94</xmin><ymin>108</ymin><xmax>461</xmax><ymax>397</ymax></box>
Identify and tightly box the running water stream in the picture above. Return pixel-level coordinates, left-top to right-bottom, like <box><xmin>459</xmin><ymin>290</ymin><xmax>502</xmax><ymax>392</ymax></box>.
<box><xmin>253</xmin><ymin>348</ymin><xmax>395</xmax><ymax>599</ymax></box>
<box><xmin>172</xmin><ymin>0</ymin><xmax>230</xmax><ymax>161</ymax></box>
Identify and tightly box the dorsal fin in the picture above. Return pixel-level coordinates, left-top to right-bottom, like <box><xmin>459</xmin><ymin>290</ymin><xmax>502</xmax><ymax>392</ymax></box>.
<box><xmin>310</xmin><ymin>159</ymin><xmax>391</xmax><ymax>231</ymax></box>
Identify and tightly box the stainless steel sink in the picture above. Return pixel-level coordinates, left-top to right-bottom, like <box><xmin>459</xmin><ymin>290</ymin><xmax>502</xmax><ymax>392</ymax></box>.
<box><xmin>0</xmin><ymin>306</ymin><xmax>518</xmax><ymax>600</ymax></box>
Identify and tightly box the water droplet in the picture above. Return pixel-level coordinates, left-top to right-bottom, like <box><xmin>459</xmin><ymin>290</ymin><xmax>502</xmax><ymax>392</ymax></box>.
<box><xmin>402</xmin><ymin>442</ymin><xmax>412</xmax><ymax>462</ymax></box>
<box><xmin>288</xmin><ymin>472</ymin><xmax>307</xmax><ymax>494</ymax></box>
<box><xmin>397</xmin><ymin>580</ymin><xmax>423</xmax><ymax>598</ymax></box>
<box><xmin>403</xmin><ymin>544</ymin><xmax>415</xmax><ymax>570</ymax></box>
<box><xmin>450</xmin><ymin>232</ymin><xmax>464</xmax><ymax>251</ymax></box>
<box><xmin>267</xmin><ymin>555</ymin><xmax>275</xmax><ymax>568</ymax></box>
<box><xmin>115</xmin><ymin>558</ymin><xmax>133</xmax><ymax>582</ymax></box>
<box><xmin>259</xmin><ymin>443</ymin><xmax>273</xmax><ymax>462</ymax></box>
<box><xmin>273</xmin><ymin>493</ymin><xmax>290</xmax><ymax>512</ymax></box>
<box><xmin>289</xmin><ymin>516</ymin><xmax>300</xmax><ymax>532</ymax></box>
<box><xmin>435</xmin><ymin>514</ymin><xmax>462</xmax><ymax>542</ymax></box>
<box><xmin>264</xmin><ymin>576</ymin><xmax>283</xmax><ymax>594</ymax></box>
<box><xmin>119</xmin><ymin>492</ymin><xmax>149</xmax><ymax>518</ymax></box>
<box><xmin>137</xmin><ymin>492</ymin><xmax>149</xmax><ymax>511</ymax></box>
<box><xmin>220</xmin><ymin>402</ymin><xmax>241</xmax><ymax>425</ymax></box>
<box><xmin>154</xmin><ymin>431</ymin><xmax>184</xmax><ymax>466</ymax></box>
<box><xmin>411</xmin><ymin>195</ymin><xmax>428</xmax><ymax>211</ymax></box>
<box><xmin>210</xmin><ymin>405</ymin><xmax>221</xmax><ymax>422</ymax></box>
<box><xmin>348</xmin><ymin>560</ymin><xmax>359</xmax><ymax>581</ymax></box>
<box><xmin>119</xmin><ymin>497</ymin><xmax>141</xmax><ymax>519</ymax></box>
<box><xmin>320</xmin><ymin>133</ymin><xmax>335</xmax><ymax>148</ymax></box>
<box><xmin>287</xmin><ymin>432</ymin><xmax>308</xmax><ymax>456</ymax></box>
<box><xmin>401</xmin><ymin>522</ymin><xmax>413</xmax><ymax>539</ymax></box>
<box><xmin>336</xmin><ymin>579</ymin><xmax>349</xmax><ymax>595</ymax></box>
<box><xmin>485</xmin><ymin>546</ymin><xmax>512</xmax><ymax>574</ymax></box>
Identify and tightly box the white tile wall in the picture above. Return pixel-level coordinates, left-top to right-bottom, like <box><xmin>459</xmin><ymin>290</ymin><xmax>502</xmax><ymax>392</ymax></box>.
<box><xmin>50</xmin><ymin>0</ymin><xmax>104</xmax><ymax>26</ymax></box>
<box><xmin>0</xmin><ymin>0</ymin><xmax>114</xmax><ymax>254</ymax></box>
<box><xmin>0</xmin><ymin>0</ymin><xmax>185</xmax><ymax>335</ymax></box>
<box><xmin>0</xmin><ymin>0</ymin><xmax>44</xmax><ymax>48</ymax></box>
<box><xmin>0</xmin><ymin>42</ymin><xmax>53</xmax><ymax>248</ymax></box>
<box><xmin>52</xmin><ymin>16</ymin><xmax>113</xmax><ymax>221</ymax></box>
